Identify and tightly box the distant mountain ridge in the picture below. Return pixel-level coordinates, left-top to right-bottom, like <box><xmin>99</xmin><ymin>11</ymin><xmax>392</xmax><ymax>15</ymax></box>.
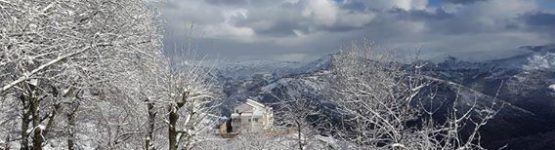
<box><xmin>213</xmin><ymin>44</ymin><xmax>555</xmax><ymax>150</ymax></box>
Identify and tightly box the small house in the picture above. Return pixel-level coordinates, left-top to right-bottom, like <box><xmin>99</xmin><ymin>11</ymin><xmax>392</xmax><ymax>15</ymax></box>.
<box><xmin>230</xmin><ymin>99</ymin><xmax>274</xmax><ymax>133</ymax></box>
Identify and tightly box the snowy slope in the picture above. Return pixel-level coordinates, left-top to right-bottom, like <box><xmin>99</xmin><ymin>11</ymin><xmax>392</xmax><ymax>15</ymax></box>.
<box><xmin>213</xmin><ymin>44</ymin><xmax>555</xmax><ymax>149</ymax></box>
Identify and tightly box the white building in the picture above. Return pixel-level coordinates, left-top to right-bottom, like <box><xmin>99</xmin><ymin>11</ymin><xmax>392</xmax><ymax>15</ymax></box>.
<box><xmin>230</xmin><ymin>99</ymin><xmax>274</xmax><ymax>132</ymax></box>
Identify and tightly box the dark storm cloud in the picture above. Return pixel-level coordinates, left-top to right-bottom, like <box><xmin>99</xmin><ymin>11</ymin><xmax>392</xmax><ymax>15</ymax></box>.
<box><xmin>523</xmin><ymin>12</ymin><xmax>555</xmax><ymax>27</ymax></box>
<box><xmin>519</xmin><ymin>12</ymin><xmax>555</xmax><ymax>38</ymax></box>
<box><xmin>162</xmin><ymin>0</ymin><xmax>555</xmax><ymax>62</ymax></box>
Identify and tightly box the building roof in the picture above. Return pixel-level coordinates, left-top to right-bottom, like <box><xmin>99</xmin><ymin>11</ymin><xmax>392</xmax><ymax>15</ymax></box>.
<box><xmin>245</xmin><ymin>99</ymin><xmax>265</xmax><ymax>108</ymax></box>
<box><xmin>234</xmin><ymin>99</ymin><xmax>270</xmax><ymax>114</ymax></box>
<box><xmin>235</xmin><ymin>103</ymin><xmax>253</xmax><ymax>113</ymax></box>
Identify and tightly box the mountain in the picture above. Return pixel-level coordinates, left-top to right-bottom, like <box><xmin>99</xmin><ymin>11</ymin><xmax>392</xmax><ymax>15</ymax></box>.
<box><xmin>214</xmin><ymin>44</ymin><xmax>555</xmax><ymax>149</ymax></box>
<box><xmin>214</xmin><ymin>60</ymin><xmax>304</xmax><ymax>80</ymax></box>
<box><xmin>416</xmin><ymin>45</ymin><xmax>555</xmax><ymax>149</ymax></box>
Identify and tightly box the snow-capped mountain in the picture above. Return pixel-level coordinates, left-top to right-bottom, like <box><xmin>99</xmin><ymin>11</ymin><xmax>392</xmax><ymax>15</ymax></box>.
<box><xmin>213</xmin><ymin>44</ymin><xmax>555</xmax><ymax>150</ymax></box>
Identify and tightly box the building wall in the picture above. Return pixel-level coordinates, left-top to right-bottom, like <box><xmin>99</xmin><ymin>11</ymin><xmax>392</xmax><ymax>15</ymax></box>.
<box><xmin>231</xmin><ymin>105</ymin><xmax>273</xmax><ymax>133</ymax></box>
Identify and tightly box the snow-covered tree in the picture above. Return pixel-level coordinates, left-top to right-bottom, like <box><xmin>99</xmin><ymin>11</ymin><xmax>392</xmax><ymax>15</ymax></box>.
<box><xmin>329</xmin><ymin>42</ymin><xmax>499</xmax><ymax>149</ymax></box>
<box><xmin>156</xmin><ymin>58</ymin><xmax>221</xmax><ymax>150</ymax></box>
<box><xmin>0</xmin><ymin>0</ymin><xmax>164</xmax><ymax>149</ymax></box>
<box><xmin>269</xmin><ymin>87</ymin><xmax>321</xmax><ymax>150</ymax></box>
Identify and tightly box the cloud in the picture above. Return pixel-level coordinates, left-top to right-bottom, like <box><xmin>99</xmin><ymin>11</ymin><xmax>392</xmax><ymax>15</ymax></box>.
<box><xmin>302</xmin><ymin>0</ymin><xmax>338</xmax><ymax>26</ymax></box>
<box><xmin>350</xmin><ymin>0</ymin><xmax>428</xmax><ymax>11</ymax></box>
<box><xmin>522</xmin><ymin>12</ymin><xmax>555</xmax><ymax>27</ymax></box>
<box><xmin>445</xmin><ymin>0</ymin><xmax>488</xmax><ymax>4</ymax></box>
<box><xmin>162</xmin><ymin>0</ymin><xmax>555</xmax><ymax>62</ymax></box>
<box><xmin>519</xmin><ymin>12</ymin><xmax>555</xmax><ymax>38</ymax></box>
<box><xmin>205</xmin><ymin>0</ymin><xmax>248</xmax><ymax>6</ymax></box>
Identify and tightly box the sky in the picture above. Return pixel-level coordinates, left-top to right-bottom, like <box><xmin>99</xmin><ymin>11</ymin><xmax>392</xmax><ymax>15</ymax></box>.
<box><xmin>162</xmin><ymin>0</ymin><xmax>555</xmax><ymax>62</ymax></box>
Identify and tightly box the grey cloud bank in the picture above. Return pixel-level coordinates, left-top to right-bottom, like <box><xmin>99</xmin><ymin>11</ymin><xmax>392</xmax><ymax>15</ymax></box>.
<box><xmin>162</xmin><ymin>0</ymin><xmax>555</xmax><ymax>62</ymax></box>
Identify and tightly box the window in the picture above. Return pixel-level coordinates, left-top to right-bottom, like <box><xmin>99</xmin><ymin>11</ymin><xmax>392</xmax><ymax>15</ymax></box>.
<box><xmin>254</xmin><ymin>118</ymin><xmax>259</xmax><ymax>122</ymax></box>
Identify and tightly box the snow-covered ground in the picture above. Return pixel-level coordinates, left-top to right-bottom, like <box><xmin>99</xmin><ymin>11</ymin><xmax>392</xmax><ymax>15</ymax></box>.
<box><xmin>523</xmin><ymin>53</ymin><xmax>555</xmax><ymax>71</ymax></box>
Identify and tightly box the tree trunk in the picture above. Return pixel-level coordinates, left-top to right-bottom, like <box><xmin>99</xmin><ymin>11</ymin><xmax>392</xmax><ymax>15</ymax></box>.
<box><xmin>31</xmin><ymin>96</ymin><xmax>43</xmax><ymax>150</ymax></box>
<box><xmin>4</xmin><ymin>135</ymin><xmax>11</xmax><ymax>150</ymax></box>
<box><xmin>168</xmin><ymin>91</ymin><xmax>188</xmax><ymax>150</ymax></box>
<box><xmin>296</xmin><ymin>121</ymin><xmax>303</xmax><ymax>150</ymax></box>
<box><xmin>43</xmin><ymin>103</ymin><xmax>61</xmax><ymax>137</ymax></box>
<box><xmin>168</xmin><ymin>105</ymin><xmax>179</xmax><ymax>150</ymax></box>
<box><xmin>20</xmin><ymin>103</ymin><xmax>30</xmax><ymax>150</ymax></box>
<box><xmin>67</xmin><ymin>110</ymin><xmax>76</xmax><ymax>150</ymax></box>
<box><xmin>145</xmin><ymin>101</ymin><xmax>156</xmax><ymax>150</ymax></box>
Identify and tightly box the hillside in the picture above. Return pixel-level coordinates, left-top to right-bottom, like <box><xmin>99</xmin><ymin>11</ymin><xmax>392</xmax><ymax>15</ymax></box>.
<box><xmin>213</xmin><ymin>46</ymin><xmax>555</xmax><ymax>150</ymax></box>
